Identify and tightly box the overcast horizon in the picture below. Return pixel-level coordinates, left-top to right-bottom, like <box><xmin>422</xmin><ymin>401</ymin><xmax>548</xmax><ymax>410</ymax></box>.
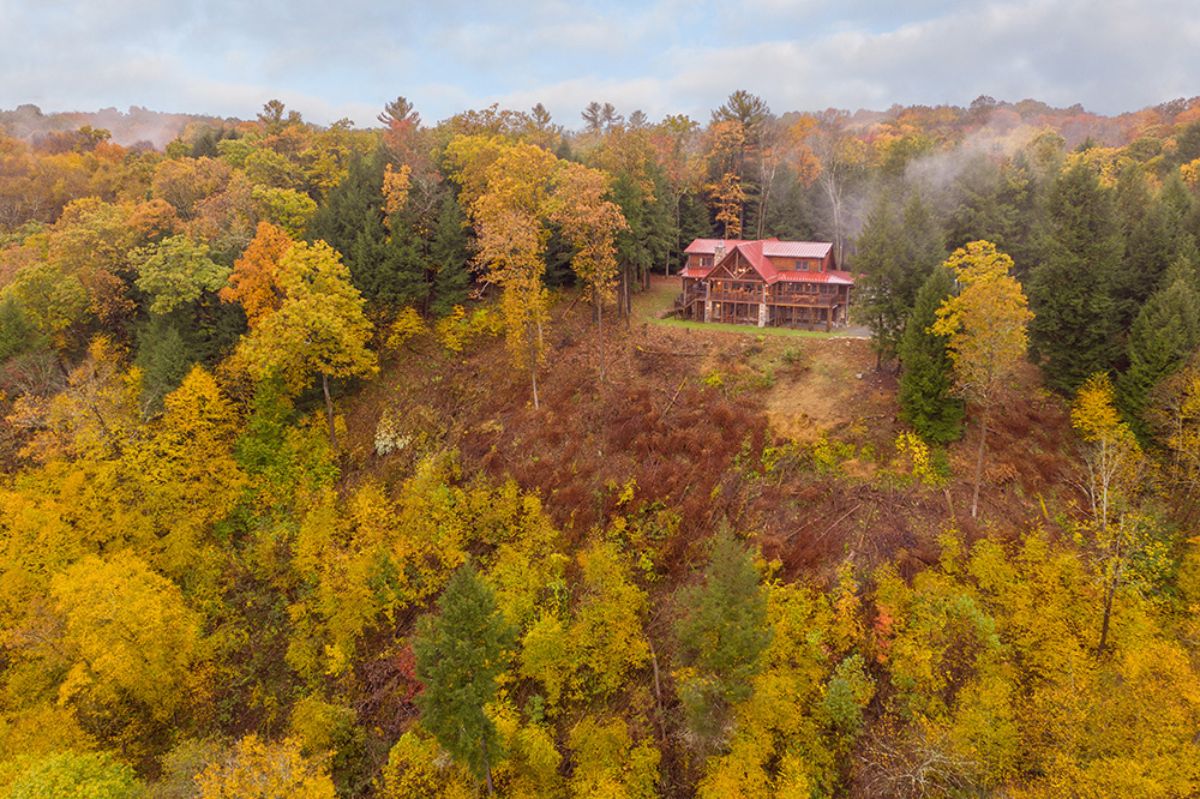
<box><xmin>3</xmin><ymin>0</ymin><xmax>1198</xmax><ymax>127</ymax></box>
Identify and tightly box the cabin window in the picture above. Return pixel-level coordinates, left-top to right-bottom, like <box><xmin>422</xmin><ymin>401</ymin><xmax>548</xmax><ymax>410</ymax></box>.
<box><xmin>795</xmin><ymin>259</ymin><xmax>808</xmax><ymax>271</ymax></box>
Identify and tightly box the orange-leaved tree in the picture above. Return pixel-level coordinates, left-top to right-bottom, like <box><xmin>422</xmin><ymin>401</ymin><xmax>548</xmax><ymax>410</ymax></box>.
<box><xmin>548</xmin><ymin>161</ymin><xmax>627</xmax><ymax>381</ymax></box>
<box><xmin>220</xmin><ymin>221</ymin><xmax>296</xmax><ymax>326</ymax></box>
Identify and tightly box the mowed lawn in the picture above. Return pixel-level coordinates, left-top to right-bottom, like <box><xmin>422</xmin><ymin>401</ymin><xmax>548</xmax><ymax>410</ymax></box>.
<box><xmin>632</xmin><ymin>275</ymin><xmax>857</xmax><ymax>339</ymax></box>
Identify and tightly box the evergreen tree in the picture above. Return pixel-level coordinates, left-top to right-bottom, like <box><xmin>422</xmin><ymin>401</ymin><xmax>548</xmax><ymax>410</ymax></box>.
<box><xmin>855</xmin><ymin>191</ymin><xmax>943</xmax><ymax>370</ymax></box>
<box><xmin>944</xmin><ymin>149</ymin><xmax>1045</xmax><ymax>279</ymax></box>
<box><xmin>854</xmin><ymin>195</ymin><xmax>909</xmax><ymax>368</ymax></box>
<box><xmin>429</xmin><ymin>190</ymin><xmax>471</xmax><ymax>316</ymax></box>
<box><xmin>135</xmin><ymin>317</ymin><xmax>192</xmax><ymax>413</ymax></box>
<box><xmin>673</xmin><ymin>530</ymin><xmax>772</xmax><ymax>744</ymax></box>
<box><xmin>762</xmin><ymin>165</ymin><xmax>818</xmax><ymax>241</ymax></box>
<box><xmin>309</xmin><ymin>150</ymin><xmax>398</xmax><ymax>307</ymax></box>
<box><xmin>1117</xmin><ymin>173</ymin><xmax>1198</xmax><ymax>324</ymax></box>
<box><xmin>1174</xmin><ymin>120</ymin><xmax>1200</xmax><ymax>165</ymax></box>
<box><xmin>1118</xmin><ymin>259</ymin><xmax>1200</xmax><ymax>439</ymax></box>
<box><xmin>1028</xmin><ymin>161</ymin><xmax>1123</xmax><ymax>393</ymax></box>
<box><xmin>675</xmin><ymin>192</ymin><xmax>714</xmax><ymax>272</ymax></box>
<box><xmin>413</xmin><ymin>564</ymin><xmax>514</xmax><ymax>794</ymax></box>
<box><xmin>900</xmin><ymin>191</ymin><xmax>946</xmax><ymax>279</ymax></box>
<box><xmin>898</xmin><ymin>266</ymin><xmax>964</xmax><ymax>443</ymax></box>
<box><xmin>612</xmin><ymin>167</ymin><xmax>674</xmax><ymax>293</ymax></box>
<box><xmin>0</xmin><ymin>295</ymin><xmax>39</xmax><ymax>361</ymax></box>
<box><xmin>371</xmin><ymin>207</ymin><xmax>429</xmax><ymax>308</ymax></box>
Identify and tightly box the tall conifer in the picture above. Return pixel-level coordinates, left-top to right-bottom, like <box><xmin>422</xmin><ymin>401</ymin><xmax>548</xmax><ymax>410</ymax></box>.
<box><xmin>898</xmin><ymin>266</ymin><xmax>964</xmax><ymax>443</ymax></box>
<box><xmin>1119</xmin><ymin>258</ymin><xmax>1200</xmax><ymax>438</ymax></box>
<box><xmin>413</xmin><ymin>564</ymin><xmax>514</xmax><ymax>794</ymax></box>
<box><xmin>1028</xmin><ymin>160</ymin><xmax>1122</xmax><ymax>392</ymax></box>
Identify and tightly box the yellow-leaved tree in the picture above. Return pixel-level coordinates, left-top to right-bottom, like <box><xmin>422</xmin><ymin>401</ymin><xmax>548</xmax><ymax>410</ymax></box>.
<box><xmin>1071</xmin><ymin>372</ymin><xmax>1146</xmax><ymax>651</ymax></box>
<box><xmin>931</xmin><ymin>240</ymin><xmax>1033</xmax><ymax>518</ymax></box>
<box><xmin>706</xmin><ymin>119</ymin><xmax>747</xmax><ymax>239</ymax></box>
<box><xmin>237</xmin><ymin>239</ymin><xmax>376</xmax><ymax>446</ymax></box>
<box><xmin>130</xmin><ymin>365</ymin><xmax>246</xmax><ymax>579</ymax></box>
<box><xmin>194</xmin><ymin>735</ymin><xmax>335</xmax><ymax>799</ymax></box>
<box><xmin>446</xmin><ymin>135</ymin><xmax>559</xmax><ymax>409</ymax></box>
<box><xmin>567</xmin><ymin>716</ymin><xmax>660</xmax><ymax>799</ymax></box>
<box><xmin>51</xmin><ymin>551</ymin><xmax>201</xmax><ymax>721</ymax></box>
<box><xmin>10</xmin><ymin>336</ymin><xmax>141</xmax><ymax>463</ymax></box>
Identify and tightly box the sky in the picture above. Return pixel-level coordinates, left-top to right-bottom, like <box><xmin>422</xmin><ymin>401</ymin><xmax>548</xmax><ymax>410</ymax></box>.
<box><xmin>2</xmin><ymin>0</ymin><xmax>1198</xmax><ymax>128</ymax></box>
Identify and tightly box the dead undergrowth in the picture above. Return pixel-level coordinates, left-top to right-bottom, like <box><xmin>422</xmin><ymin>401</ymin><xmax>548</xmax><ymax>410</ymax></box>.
<box><xmin>341</xmin><ymin>293</ymin><xmax>1083</xmax><ymax>584</ymax></box>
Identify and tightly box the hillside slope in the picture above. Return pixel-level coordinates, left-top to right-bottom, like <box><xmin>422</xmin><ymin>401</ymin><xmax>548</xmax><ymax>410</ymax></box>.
<box><xmin>343</xmin><ymin>287</ymin><xmax>1081</xmax><ymax>583</ymax></box>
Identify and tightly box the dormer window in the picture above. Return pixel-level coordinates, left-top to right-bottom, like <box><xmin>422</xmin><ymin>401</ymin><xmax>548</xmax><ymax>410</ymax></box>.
<box><xmin>795</xmin><ymin>259</ymin><xmax>808</xmax><ymax>271</ymax></box>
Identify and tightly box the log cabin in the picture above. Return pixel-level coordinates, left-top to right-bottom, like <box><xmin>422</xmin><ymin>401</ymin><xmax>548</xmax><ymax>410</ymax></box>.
<box><xmin>677</xmin><ymin>238</ymin><xmax>854</xmax><ymax>330</ymax></box>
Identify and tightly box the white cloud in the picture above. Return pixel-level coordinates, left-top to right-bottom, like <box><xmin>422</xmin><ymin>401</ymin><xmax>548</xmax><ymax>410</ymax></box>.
<box><xmin>0</xmin><ymin>0</ymin><xmax>1197</xmax><ymax>126</ymax></box>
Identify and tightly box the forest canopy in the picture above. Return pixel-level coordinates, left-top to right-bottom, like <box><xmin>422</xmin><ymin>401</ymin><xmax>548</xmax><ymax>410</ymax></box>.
<box><xmin>3</xmin><ymin>92</ymin><xmax>1200</xmax><ymax>798</ymax></box>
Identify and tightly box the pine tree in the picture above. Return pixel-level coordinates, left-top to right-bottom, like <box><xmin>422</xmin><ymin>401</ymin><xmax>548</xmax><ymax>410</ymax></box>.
<box><xmin>377</xmin><ymin>208</ymin><xmax>430</xmax><ymax>308</ymax></box>
<box><xmin>900</xmin><ymin>191</ymin><xmax>946</xmax><ymax>283</ymax></box>
<box><xmin>854</xmin><ymin>194</ymin><xmax>909</xmax><ymax>368</ymax></box>
<box><xmin>1116</xmin><ymin>173</ymin><xmax>1199</xmax><ymax>325</ymax></box>
<box><xmin>1118</xmin><ymin>258</ymin><xmax>1200</xmax><ymax>439</ymax></box>
<box><xmin>429</xmin><ymin>190</ymin><xmax>471</xmax><ymax>317</ymax></box>
<box><xmin>310</xmin><ymin>149</ymin><xmax>422</xmax><ymax>308</ymax></box>
<box><xmin>237</xmin><ymin>240</ymin><xmax>377</xmax><ymax>446</ymax></box>
<box><xmin>413</xmin><ymin>564</ymin><xmax>514</xmax><ymax>794</ymax></box>
<box><xmin>1028</xmin><ymin>160</ymin><xmax>1123</xmax><ymax>393</ymax></box>
<box><xmin>135</xmin><ymin>317</ymin><xmax>192</xmax><ymax>413</ymax></box>
<box><xmin>673</xmin><ymin>529</ymin><xmax>772</xmax><ymax>743</ymax></box>
<box><xmin>898</xmin><ymin>266</ymin><xmax>964</xmax><ymax>443</ymax></box>
<box><xmin>0</xmin><ymin>294</ymin><xmax>39</xmax><ymax>361</ymax></box>
<box><xmin>855</xmin><ymin>192</ymin><xmax>942</xmax><ymax>370</ymax></box>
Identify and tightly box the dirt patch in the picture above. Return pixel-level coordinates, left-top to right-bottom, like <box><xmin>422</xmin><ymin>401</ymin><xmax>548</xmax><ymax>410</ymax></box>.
<box><xmin>763</xmin><ymin>338</ymin><xmax>894</xmax><ymax>444</ymax></box>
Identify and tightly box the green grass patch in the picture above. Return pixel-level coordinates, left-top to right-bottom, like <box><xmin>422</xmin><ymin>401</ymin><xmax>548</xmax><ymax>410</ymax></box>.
<box><xmin>651</xmin><ymin>317</ymin><xmax>841</xmax><ymax>338</ymax></box>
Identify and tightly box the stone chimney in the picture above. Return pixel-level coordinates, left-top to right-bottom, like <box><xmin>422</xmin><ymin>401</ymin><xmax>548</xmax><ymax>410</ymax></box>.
<box><xmin>713</xmin><ymin>241</ymin><xmax>726</xmax><ymax>262</ymax></box>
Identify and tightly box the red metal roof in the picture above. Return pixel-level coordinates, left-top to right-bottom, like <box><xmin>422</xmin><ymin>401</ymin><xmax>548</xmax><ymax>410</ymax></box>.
<box><xmin>763</xmin><ymin>241</ymin><xmax>833</xmax><ymax>259</ymax></box>
<box><xmin>684</xmin><ymin>237</ymin><xmax>833</xmax><ymax>260</ymax></box>
<box><xmin>773</xmin><ymin>269</ymin><xmax>855</xmax><ymax>285</ymax></box>
<box><xmin>681</xmin><ymin>235</ymin><xmax>854</xmax><ymax>287</ymax></box>
<box><xmin>684</xmin><ymin>238</ymin><xmax>739</xmax><ymax>255</ymax></box>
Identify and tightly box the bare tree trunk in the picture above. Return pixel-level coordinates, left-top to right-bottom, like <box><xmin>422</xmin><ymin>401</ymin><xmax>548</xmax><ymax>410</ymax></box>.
<box><xmin>596</xmin><ymin>293</ymin><xmax>606</xmax><ymax>384</ymax></box>
<box><xmin>626</xmin><ymin>272</ymin><xmax>633</xmax><ymax>328</ymax></box>
<box><xmin>482</xmin><ymin>734</ymin><xmax>494</xmax><ymax>796</ymax></box>
<box><xmin>322</xmin><ymin>372</ymin><xmax>337</xmax><ymax>449</ymax></box>
<box><xmin>756</xmin><ymin>152</ymin><xmax>778</xmax><ymax>239</ymax></box>
<box><xmin>531</xmin><ymin>367</ymin><xmax>541</xmax><ymax>409</ymax></box>
<box><xmin>822</xmin><ymin>171</ymin><xmax>845</xmax><ymax>267</ymax></box>
<box><xmin>971</xmin><ymin>410</ymin><xmax>989</xmax><ymax>519</ymax></box>
<box><xmin>648</xmin><ymin>641</ymin><xmax>667</xmax><ymax>744</ymax></box>
<box><xmin>670</xmin><ymin>188</ymin><xmax>685</xmax><ymax>276</ymax></box>
<box><xmin>1098</xmin><ymin>533</ymin><xmax>1122</xmax><ymax>653</ymax></box>
<box><xmin>1098</xmin><ymin>573</ymin><xmax>1117</xmax><ymax>653</ymax></box>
